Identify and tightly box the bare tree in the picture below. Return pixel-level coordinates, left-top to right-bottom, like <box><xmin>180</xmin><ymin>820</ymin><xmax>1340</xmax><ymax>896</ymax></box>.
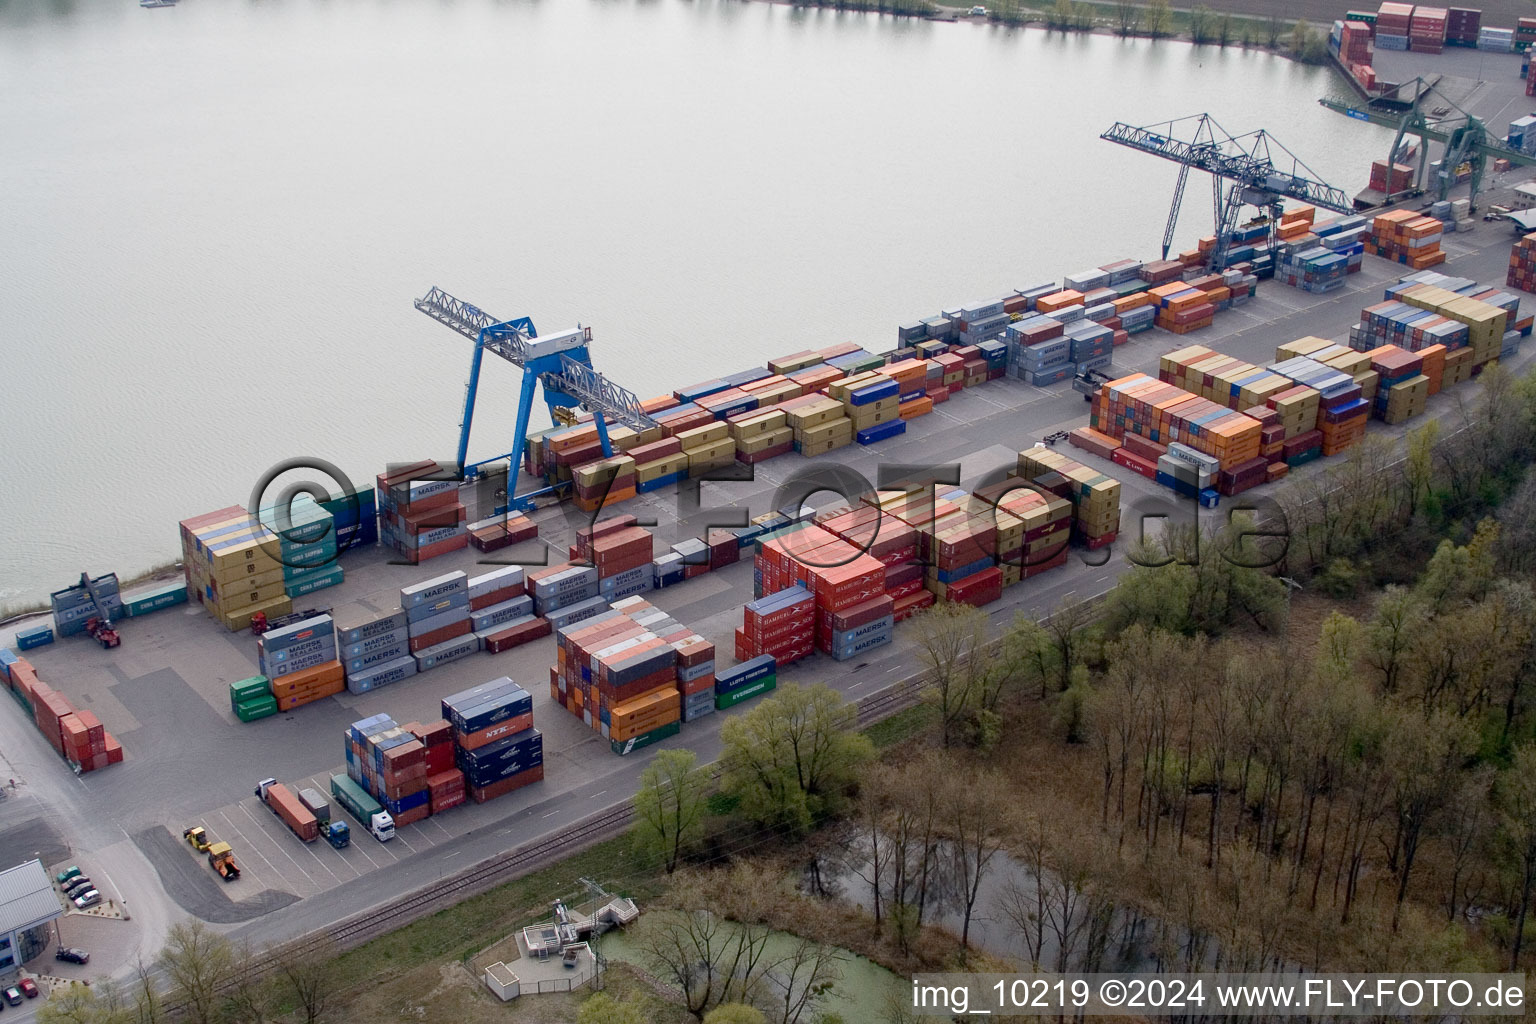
<box><xmin>220</xmin><ymin>942</ymin><xmax>271</xmax><ymax>1024</ymax></box>
<box><xmin>1496</xmin><ymin>744</ymin><xmax>1536</xmax><ymax>968</ymax></box>
<box><xmin>1113</xmin><ymin>0</ymin><xmax>1141</xmax><ymax>34</ymax></box>
<box><xmin>274</xmin><ymin>936</ymin><xmax>341</xmax><ymax>1024</ymax></box>
<box><xmin>945</xmin><ymin>769</ymin><xmax>1015</xmax><ymax>952</ymax></box>
<box><xmin>763</xmin><ymin>937</ymin><xmax>844</xmax><ymax>1024</ymax></box>
<box><xmin>157</xmin><ymin>921</ymin><xmax>236</xmax><ymax>1024</ymax></box>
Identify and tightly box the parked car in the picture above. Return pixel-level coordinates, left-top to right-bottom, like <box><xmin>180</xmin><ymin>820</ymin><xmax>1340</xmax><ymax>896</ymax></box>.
<box><xmin>54</xmin><ymin>866</ymin><xmax>81</xmax><ymax>885</ymax></box>
<box><xmin>63</xmin><ymin>878</ymin><xmax>93</xmax><ymax>899</ymax></box>
<box><xmin>2</xmin><ymin>988</ymin><xmax>19</xmax><ymax>1007</ymax></box>
<box><xmin>55</xmin><ymin>947</ymin><xmax>89</xmax><ymax>965</ymax></box>
<box><xmin>71</xmin><ymin>890</ymin><xmax>101</xmax><ymax>910</ymax></box>
<box><xmin>16</xmin><ymin>981</ymin><xmax>36</xmax><ymax>999</ymax></box>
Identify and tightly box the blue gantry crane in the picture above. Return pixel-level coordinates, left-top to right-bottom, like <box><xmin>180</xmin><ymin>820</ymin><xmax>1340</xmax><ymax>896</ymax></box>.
<box><xmin>414</xmin><ymin>287</ymin><xmax>657</xmax><ymax>513</ymax></box>
<box><xmin>1100</xmin><ymin>114</ymin><xmax>1353</xmax><ymax>270</ymax></box>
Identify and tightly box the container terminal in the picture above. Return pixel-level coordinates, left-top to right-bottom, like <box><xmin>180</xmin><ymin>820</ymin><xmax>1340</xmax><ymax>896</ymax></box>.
<box><xmin>8</xmin><ymin>7</ymin><xmax>1536</xmax><ymax>987</ymax></box>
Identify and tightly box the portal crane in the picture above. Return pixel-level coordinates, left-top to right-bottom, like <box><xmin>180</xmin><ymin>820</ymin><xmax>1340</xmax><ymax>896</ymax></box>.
<box><xmin>1318</xmin><ymin>79</ymin><xmax>1536</xmax><ymax>211</ymax></box>
<box><xmin>415</xmin><ymin>287</ymin><xmax>657</xmax><ymax>514</ymax></box>
<box><xmin>1100</xmin><ymin>114</ymin><xmax>1353</xmax><ymax>270</ymax></box>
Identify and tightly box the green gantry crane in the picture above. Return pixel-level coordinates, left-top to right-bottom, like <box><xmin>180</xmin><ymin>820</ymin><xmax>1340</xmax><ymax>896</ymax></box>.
<box><xmin>1319</xmin><ymin>77</ymin><xmax>1536</xmax><ymax>212</ymax></box>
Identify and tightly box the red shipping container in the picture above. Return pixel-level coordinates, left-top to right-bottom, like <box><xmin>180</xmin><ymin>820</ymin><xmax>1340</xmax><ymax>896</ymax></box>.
<box><xmin>409</xmin><ymin>618</ymin><xmax>473</xmax><ymax>653</ymax></box>
<box><xmin>680</xmin><ymin>673</ymin><xmax>715</xmax><ymax>697</ymax></box>
<box><xmin>104</xmin><ymin>733</ymin><xmax>124</xmax><ymax>764</ymax></box>
<box><xmin>946</xmin><ymin>566</ymin><xmax>1003</xmax><ymax>607</ymax></box>
<box><xmin>468</xmin><ymin>763</ymin><xmax>545</xmax><ymax>803</ymax></box>
<box><xmin>470</xmin><ymin>583</ymin><xmax>526</xmax><ymax>611</ymax></box>
<box><xmin>403</xmin><ymin>532</ymin><xmax>470</xmax><ymax>563</ymax></box>
<box><xmin>456</xmin><ymin>712</ymin><xmax>535</xmax><ymax>750</ymax></box>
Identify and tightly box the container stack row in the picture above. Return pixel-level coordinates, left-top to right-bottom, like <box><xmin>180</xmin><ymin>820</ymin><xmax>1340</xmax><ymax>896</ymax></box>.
<box><xmin>1370</xmin><ymin>161</ymin><xmax>1415</xmax><ymax>196</ymax></box>
<box><xmin>550</xmin><ymin>597</ymin><xmax>715</xmax><ymax>754</ymax></box>
<box><xmin>1090</xmin><ymin>374</ymin><xmax>1263</xmax><ymax>473</ymax></box>
<box><xmin>0</xmin><ymin>653</ymin><xmax>123</xmax><ymax>772</ymax></box>
<box><xmin>747</xmin><ymin>527</ymin><xmax>889</xmax><ymax>660</ymax></box>
<box><xmin>1012</xmin><ymin>450</ymin><xmax>1122</xmax><ymax>549</ymax></box>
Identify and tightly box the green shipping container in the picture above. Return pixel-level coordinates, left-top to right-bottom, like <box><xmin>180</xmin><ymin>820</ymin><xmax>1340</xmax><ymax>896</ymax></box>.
<box><xmin>610</xmin><ymin>719</ymin><xmax>681</xmax><ymax>756</ymax></box>
<box><xmin>714</xmin><ymin>675</ymin><xmax>777</xmax><ymax>710</ymax></box>
<box><xmin>284</xmin><ymin>564</ymin><xmax>345</xmax><ymax>599</ymax></box>
<box><xmin>229</xmin><ymin>676</ymin><xmax>271</xmax><ymax>706</ymax></box>
<box><xmin>235</xmin><ymin>695</ymin><xmax>279</xmax><ymax>722</ymax></box>
<box><xmin>123</xmin><ymin>581</ymin><xmax>188</xmax><ymax>617</ymax></box>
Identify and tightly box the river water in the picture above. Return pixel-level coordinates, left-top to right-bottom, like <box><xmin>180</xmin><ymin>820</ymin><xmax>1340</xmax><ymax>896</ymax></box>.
<box><xmin>0</xmin><ymin>0</ymin><xmax>1389</xmax><ymax>605</ymax></box>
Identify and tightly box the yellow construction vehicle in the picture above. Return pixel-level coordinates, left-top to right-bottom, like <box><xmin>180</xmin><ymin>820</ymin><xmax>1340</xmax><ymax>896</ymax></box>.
<box><xmin>207</xmin><ymin>842</ymin><xmax>240</xmax><ymax>882</ymax></box>
<box><xmin>183</xmin><ymin>826</ymin><xmax>212</xmax><ymax>852</ymax></box>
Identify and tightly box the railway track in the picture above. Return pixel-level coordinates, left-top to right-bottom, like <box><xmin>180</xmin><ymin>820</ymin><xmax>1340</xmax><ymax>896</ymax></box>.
<box><xmin>170</xmin><ymin>668</ymin><xmax>932</xmax><ymax>1008</ymax></box>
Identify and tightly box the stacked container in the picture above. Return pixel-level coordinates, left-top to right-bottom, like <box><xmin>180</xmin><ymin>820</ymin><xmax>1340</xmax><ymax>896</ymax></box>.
<box><xmin>229</xmin><ymin>675</ymin><xmax>277</xmax><ymax>722</ymax></box>
<box><xmin>1375</xmin><ymin>0</ymin><xmax>1414</xmax><ymax>47</ymax></box>
<box><xmin>121</xmin><ymin>580</ymin><xmax>189</xmax><ymax>618</ymax></box>
<box><xmin>527</xmin><ymin>564</ymin><xmax>607</xmax><ymax>629</ymax></box>
<box><xmin>1410</xmin><ymin>5</ymin><xmax>1447</xmax><ymax>50</ymax></box>
<box><xmin>50</xmin><ymin>574</ymin><xmax>123</xmax><ymax>638</ymax></box>
<box><xmin>826</xmin><ymin>371</ymin><xmax>905</xmax><ymax>446</ymax></box>
<box><xmin>1519</xmin><ymin>16</ymin><xmax>1536</xmax><ymax>50</ymax></box>
<box><xmin>1368</xmin><ymin>346</ymin><xmax>1431</xmax><ymax>423</ymax></box>
<box><xmin>1014</xmin><ymin>450</ymin><xmax>1121</xmax><ymax>550</ymax></box>
<box><xmin>1090</xmin><ymin>374</ymin><xmax>1263</xmax><ymax>470</ymax></box>
<box><xmin>3</xmin><ymin>656</ymin><xmax>123</xmax><ymax>771</ymax></box>
<box><xmin>1149</xmin><ymin>283</ymin><xmax>1216</xmax><ymax>334</ymax></box>
<box><xmin>338</xmin><ymin>609</ymin><xmax>414</xmax><ymax>694</ymax></box>
<box><xmin>1446</xmin><ymin>6</ymin><xmax>1480</xmax><ymax>44</ymax></box>
<box><xmin>258</xmin><ymin>614</ymin><xmax>345</xmax><ymax>711</ymax></box>
<box><xmin>1369</xmin><ymin>161</ymin><xmax>1415</xmax><ymax>195</ymax></box>
<box><xmin>571</xmin><ymin>455</ymin><xmax>637</xmax><ymax>513</ymax></box>
<box><xmin>785</xmin><ymin>395</ymin><xmax>853</xmax><ymax>455</ymax></box>
<box><xmin>441</xmin><ymin>679</ymin><xmax>542</xmax><ymax>802</ymax></box>
<box><xmin>179</xmin><ymin>509</ymin><xmax>292</xmax><ymax>631</ymax></box>
<box><xmin>404</xmin><ymin>720</ymin><xmax>464</xmax><ymax>814</ymax></box>
<box><xmin>1367</xmin><ymin>211</ymin><xmax>1447</xmax><ymax>269</ymax></box>
<box><xmin>728</xmin><ymin>408</ymin><xmax>795</xmax><ymax>464</ymax></box>
<box><xmin>1509</xmin><ymin>233</ymin><xmax>1536</xmax><ymax>293</ymax></box>
<box><xmin>714</xmin><ymin>655</ymin><xmax>778</xmax><ymax>711</ymax></box>
<box><xmin>256</xmin><ymin>497</ymin><xmax>343</xmax><ymax>599</ymax></box>
<box><xmin>736</xmin><ymin>586</ymin><xmax>815</xmax><ymax>665</ymax></box>
<box><xmin>467</xmin><ymin>510</ymin><xmax>538</xmax><ymax>553</ymax></box>
<box><xmin>401</xmin><ymin>571</ymin><xmax>477</xmax><ymax>673</ymax></box>
<box><xmin>1479</xmin><ymin>24</ymin><xmax>1514</xmax><ymax>50</ymax></box>
<box><xmin>1268</xmin><ymin>358</ymin><xmax>1370</xmax><ymax>456</ymax></box>
<box><xmin>377</xmin><ymin>462</ymin><xmax>467</xmax><ymax>564</ymax></box>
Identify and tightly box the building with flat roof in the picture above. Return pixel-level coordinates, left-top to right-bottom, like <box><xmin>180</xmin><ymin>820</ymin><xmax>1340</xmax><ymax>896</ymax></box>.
<box><xmin>0</xmin><ymin>860</ymin><xmax>63</xmax><ymax>971</ymax></box>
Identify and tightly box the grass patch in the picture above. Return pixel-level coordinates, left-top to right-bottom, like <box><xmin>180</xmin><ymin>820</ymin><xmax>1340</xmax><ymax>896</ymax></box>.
<box><xmin>863</xmin><ymin>701</ymin><xmax>936</xmax><ymax>749</ymax></box>
<box><xmin>327</xmin><ymin>833</ymin><xmax>665</xmax><ymax>993</ymax></box>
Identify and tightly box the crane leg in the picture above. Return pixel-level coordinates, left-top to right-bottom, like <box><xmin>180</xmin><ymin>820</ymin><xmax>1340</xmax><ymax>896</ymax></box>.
<box><xmin>593</xmin><ymin>412</ymin><xmax>614</xmax><ymax>459</ymax></box>
<box><xmin>1162</xmin><ymin>161</ymin><xmax>1192</xmax><ymax>259</ymax></box>
<box><xmin>456</xmin><ymin>341</ymin><xmax>488</xmax><ymax>476</ymax></box>
<box><xmin>503</xmin><ymin>366</ymin><xmax>543</xmax><ymax>515</ymax></box>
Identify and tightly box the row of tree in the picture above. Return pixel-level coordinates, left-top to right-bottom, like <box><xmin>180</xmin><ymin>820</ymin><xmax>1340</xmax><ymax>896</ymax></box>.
<box><xmin>38</xmin><ymin>922</ymin><xmax>335</xmax><ymax>1024</ymax></box>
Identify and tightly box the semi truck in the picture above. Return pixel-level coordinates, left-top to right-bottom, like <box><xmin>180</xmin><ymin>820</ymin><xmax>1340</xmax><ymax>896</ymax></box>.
<box><xmin>254</xmin><ymin>778</ymin><xmax>319</xmax><ymax>843</ymax></box>
<box><xmin>330</xmin><ymin>774</ymin><xmax>395</xmax><ymax>842</ymax></box>
<box><xmin>298</xmin><ymin>786</ymin><xmax>351</xmax><ymax>848</ymax></box>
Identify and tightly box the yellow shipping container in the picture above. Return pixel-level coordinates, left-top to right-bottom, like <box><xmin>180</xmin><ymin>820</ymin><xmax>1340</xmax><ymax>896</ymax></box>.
<box><xmin>676</xmin><ymin>422</ymin><xmax>730</xmax><ymax>450</ymax></box>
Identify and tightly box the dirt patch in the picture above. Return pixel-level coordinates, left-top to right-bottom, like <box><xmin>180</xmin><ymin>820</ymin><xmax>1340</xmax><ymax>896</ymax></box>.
<box><xmin>131</xmin><ymin>826</ymin><xmax>297</xmax><ymax>924</ymax></box>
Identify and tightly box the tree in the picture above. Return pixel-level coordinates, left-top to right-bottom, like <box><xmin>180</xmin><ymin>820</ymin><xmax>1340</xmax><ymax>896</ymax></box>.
<box><xmin>1054</xmin><ymin>663</ymin><xmax>1091</xmax><ymax>744</ymax></box>
<box><xmin>157</xmin><ymin>921</ymin><xmax>236</xmax><ymax>1024</ymax></box>
<box><xmin>1405</xmin><ymin>419</ymin><xmax>1440</xmax><ymax>519</ymax></box>
<box><xmin>580</xmin><ymin>992</ymin><xmax>648</xmax><ymax>1024</ymax></box>
<box><xmin>634</xmin><ymin>748</ymin><xmax>709</xmax><ymax>873</ymax></box>
<box><xmin>1216</xmin><ymin>10</ymin><xmax>1233</xmax><ymax>45</ymax></box>
<box><xmin>945</xmin><ymin>769</ymin><xmax>1014</xmax><ymax>951</ymax></box>
<box><xmin>1264</xmin><ymin>13</ymin><xmax>1283</xmax><ymax>46</ymax></box>
<box><xmin>720</xmin><ymin>684</ymin><xmax>874</xmax><ymax>832</ymax></box>
<box><xmin>1042</xmin><ymin>594</ymin><xmax>1095</xmax><ymax>691</ymax></box>
<box><xmin>1382</xmin><ymin>706</ymin><xmax>1475</xmax><ymax>929</ymax></box>
<box><xmin>1049</xmin><ymin>0</ymin><xmax>1074</xmax><ymax>29</ymax></box>
<box><xmin>637</xmin><ymin>872</ymin><xmax>781</xmax><ymax>1019</ymax></box>
<box><xmin>38</xmin><ymin>984</ymin><xmax>129</xmax><ymax>1024</ymax></box>
<box><xmin>1113</xmin><ymin>0</ymin><xmax>1140</xmax><ymax>34</ymax></box>
<box><xmin>704</xmin><ymin>1006</ymin><xmax>766</xmax><ymax>1024</ymax></box>
<box><xmin>1364</xmin><ymin>587</ymin><xmax>1424</xmax><ymax>694</ymax></box>
<box><xmin>1188</xmin><ymin>5</ymin><xmax>1213</xmax><ymax>43</ymax></box>
<box><xmin>1145</xmin><ymin>0</ymin><xmax>1172</xmax><ymax>37</ymax></box>
<box><xmin>1496</xmin><ymin>744</ymin><xmax>1536</xmax><ymax>968</ymax></box>
<box><xmin>274</xmin><ymin>937</ymin><xmax>340</xmax><ymax>1024</ymax></box>
<box><xmin>913</xmin><ymin>603</ymin><xmax>998</xmax><ymax>747</ymax></box>
<box><xmin>220</xmin><ymin>942</ymin><xmax>272</xmax><ymax>1024</ymax></box>
<box><xmin>762</xmin><ymin>939</ymin><xmax>843</xmax><ymax>1024</ymax></box>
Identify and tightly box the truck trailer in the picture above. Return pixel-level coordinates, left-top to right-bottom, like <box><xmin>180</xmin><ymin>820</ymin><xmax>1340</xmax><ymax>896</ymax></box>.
<box><xmin>330</xmin><ymin>774</ymin><xmax>395</xmax><ymax>842</ymax></box>
<box><xmin>255</xmin><ymin>778</ymin><xmax>320</xmax><ymax>843</ymax></box>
